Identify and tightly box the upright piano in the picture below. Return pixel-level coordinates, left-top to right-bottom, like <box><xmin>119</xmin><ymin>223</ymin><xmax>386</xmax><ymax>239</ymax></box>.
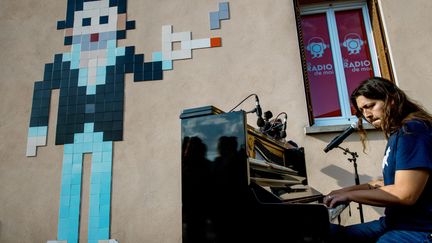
<box><xmin>180</xmin><ymin>106</ymin><xmax>348</xmax><ymax>243</ymax></box>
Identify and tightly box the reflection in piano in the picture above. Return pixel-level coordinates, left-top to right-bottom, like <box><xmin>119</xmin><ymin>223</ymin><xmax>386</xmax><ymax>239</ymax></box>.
<box><xmin>180</xmin><ymin>106</ymin><xmax>349</xmax><ymax>243</ymax></box>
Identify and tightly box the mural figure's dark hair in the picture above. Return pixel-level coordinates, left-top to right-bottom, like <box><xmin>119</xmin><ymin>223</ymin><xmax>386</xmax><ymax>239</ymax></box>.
<box><xmin>57</xmin><ymin>0</ymin><xmax>135</xmax><ymax>45</ymax></box>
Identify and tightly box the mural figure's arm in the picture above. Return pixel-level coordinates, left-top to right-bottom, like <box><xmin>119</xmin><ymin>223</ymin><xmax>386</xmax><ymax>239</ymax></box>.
<box><xmin>26</xmin><ymin>54</ymin><xmax>68</xmax><ymax>156</ymax></box>
<box><xmin>119</xmin><ymin>46</ymin><xmax>163</xmax><ymax>82</ymax></box>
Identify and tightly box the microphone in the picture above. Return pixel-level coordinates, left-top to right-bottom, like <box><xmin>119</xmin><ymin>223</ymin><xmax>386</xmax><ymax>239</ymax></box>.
<box><xmin>324</xmin><ymin>123</ymin><xmax>357</xmax><ymax>153</ymax></box>
<box><xmin>255</xmin><ymin>95</ymin><xmax>265</xmax><ymax>127</ymax></box>
<box><xmin>279</xmin><ymin>114</ymin><xmax>288</xmax><ymax>138</ymax></box>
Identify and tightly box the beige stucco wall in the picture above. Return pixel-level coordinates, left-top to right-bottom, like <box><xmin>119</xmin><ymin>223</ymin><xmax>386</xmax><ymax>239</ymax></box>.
<box><xmin>1</xmin><ymin>0</ymin><xmax>432</xmax><ymax>242</ymax></box>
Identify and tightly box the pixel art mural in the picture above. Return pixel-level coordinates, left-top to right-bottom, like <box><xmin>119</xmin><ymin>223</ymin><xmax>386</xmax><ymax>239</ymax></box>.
<box><xmin>26</xmin><ymin>0</ymin><xmax>229</xmax><ymax>242</ymax></box>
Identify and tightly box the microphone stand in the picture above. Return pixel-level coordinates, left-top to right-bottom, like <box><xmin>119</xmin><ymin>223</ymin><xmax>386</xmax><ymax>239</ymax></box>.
<box><xmin>337</xmin><ymin>146</ymin><xmax>364</xmax><ymax>223</ymax></box>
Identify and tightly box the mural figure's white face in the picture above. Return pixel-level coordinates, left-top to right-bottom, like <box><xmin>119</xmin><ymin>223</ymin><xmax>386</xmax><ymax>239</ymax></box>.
<box><xmin>72</xmin><ymin>0</ymin><xmax>125</xmax><ymax>50</ymax></box>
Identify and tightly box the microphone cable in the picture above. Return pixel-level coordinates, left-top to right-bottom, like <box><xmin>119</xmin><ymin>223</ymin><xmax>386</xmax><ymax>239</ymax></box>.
<box><xmin>228</xmin><ymin>93</ymin><xmax>258</xmax><ymax>112</ymax></box>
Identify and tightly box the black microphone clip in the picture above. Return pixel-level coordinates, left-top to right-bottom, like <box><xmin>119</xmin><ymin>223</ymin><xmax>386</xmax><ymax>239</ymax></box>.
<box><xmin>260</xmin><ymin>110</ymin><xmax>273</xmax><ymax>131</ymax></box>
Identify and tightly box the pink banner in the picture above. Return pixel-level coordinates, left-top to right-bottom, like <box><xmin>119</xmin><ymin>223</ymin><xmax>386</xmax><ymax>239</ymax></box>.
<box><xmin>302</xmin><ymin>14</ymin><xmax>341</xmax><ymax>118</ymax></box>
<box><xmin>335</xmin><ymin>9</ymin><xmax>374</xmax><ymax>113</ymax></box>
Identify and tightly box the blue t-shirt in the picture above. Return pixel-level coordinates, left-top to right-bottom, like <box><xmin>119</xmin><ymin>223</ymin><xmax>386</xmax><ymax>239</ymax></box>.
<box><xmin>383</xmin><ymin>120</ymin><xmax>432</xmax><ymax>231</ymax></box>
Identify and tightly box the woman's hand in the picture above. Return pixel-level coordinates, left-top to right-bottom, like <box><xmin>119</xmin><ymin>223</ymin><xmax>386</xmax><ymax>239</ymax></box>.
<box><xmin>324</xmin><ymin>192</ymin><xmax>351</xmax><ymax>208</ymax></box>
<box><xmin>323</xmin><ymin>181</ymin><xmax>379</xmax><ymax>208</ymax></box>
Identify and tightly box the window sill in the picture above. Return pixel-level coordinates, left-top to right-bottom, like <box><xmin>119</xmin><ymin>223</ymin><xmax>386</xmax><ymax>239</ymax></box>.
<box><xmin>304</xmin><ymin>122</ymin><xmax>376</xmax><ymax>134</ymax></box>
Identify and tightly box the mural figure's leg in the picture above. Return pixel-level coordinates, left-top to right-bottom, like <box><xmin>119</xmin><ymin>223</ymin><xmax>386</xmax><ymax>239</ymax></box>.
<box><xmin>57</xmin><ymin>143</ymin><xmax>83</xmax><ymax>243</ymax></box>
<box><xmin>88</xmin><ymin>139</ymin><xmax>113</xmax><ymax>243</ymax></box>
<box><xmin>56</xmin><ymin>123</ymin><xmax>113</xmax><ymax>243</ymax></box>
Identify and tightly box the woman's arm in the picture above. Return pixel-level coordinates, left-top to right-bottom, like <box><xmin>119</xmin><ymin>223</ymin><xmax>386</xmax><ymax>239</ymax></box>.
<box><xmin>326</xmin><ymin>178</ymin><xmax>383</xmax><ymax>195</ymax></box>
<box><xmin>325</xmin><ymin>170</ymin><xmax>429</xmax><ymax>208</ymax></box>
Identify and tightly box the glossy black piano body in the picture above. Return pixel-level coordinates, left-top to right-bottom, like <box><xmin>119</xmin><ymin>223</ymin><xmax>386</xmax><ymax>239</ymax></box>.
<box><xmin>180</xmin><ymin>106</ymin><xmax>344</xmax><ymax>243</ymax></box>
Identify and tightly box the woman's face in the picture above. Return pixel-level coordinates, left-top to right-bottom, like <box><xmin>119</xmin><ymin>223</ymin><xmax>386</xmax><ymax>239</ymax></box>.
<box><xmin>355</xmin><ymin>95</ymin><xmax>386</xmax><ymax>129</ymax></box>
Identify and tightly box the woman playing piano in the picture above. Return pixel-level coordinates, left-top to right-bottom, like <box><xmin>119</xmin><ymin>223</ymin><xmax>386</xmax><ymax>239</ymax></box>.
<box><xmin>324</xmin><ymin>77</ymin><xmax>432</xmax><ymax>243</ymax></box>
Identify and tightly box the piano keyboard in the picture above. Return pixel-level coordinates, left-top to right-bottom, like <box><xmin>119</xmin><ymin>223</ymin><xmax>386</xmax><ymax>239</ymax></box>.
<box><xmin>328</xmin><ymin>203</ymin><xmax>349</xmax><ymax>223</ymax></box>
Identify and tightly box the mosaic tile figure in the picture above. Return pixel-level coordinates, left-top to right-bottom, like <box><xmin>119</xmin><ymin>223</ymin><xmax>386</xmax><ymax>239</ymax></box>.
<box><xmin>26</xmin><ymin>0</ymin><xmax>228</xmax><ymax>242</ymax></box>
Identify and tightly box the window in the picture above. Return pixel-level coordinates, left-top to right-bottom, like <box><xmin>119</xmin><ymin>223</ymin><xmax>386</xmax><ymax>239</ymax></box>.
<box><xmin>294</xmin><ymin>0</ymin><xmax>393</xmax><ymax>126</ymax></box>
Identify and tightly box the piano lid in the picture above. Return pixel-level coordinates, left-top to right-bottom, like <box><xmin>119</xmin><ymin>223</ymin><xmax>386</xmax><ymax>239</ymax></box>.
<box><xmin>179</xmin><ymin>105</ymin><xmax>224</xmax><ymax>119</ymax></box>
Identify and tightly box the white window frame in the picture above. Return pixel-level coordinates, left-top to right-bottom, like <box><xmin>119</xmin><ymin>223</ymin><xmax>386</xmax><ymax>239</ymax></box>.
<box><xmin>301</xmin><ymin>0</ymin><xmax>381</xmax><ymax>126</ymax></box>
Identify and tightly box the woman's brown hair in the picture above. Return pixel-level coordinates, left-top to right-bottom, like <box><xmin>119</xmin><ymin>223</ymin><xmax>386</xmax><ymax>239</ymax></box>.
<box><xmin>350</xmin><ymin>77</ymin><xmax>432</xmax><ymax>148</ymax></box>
